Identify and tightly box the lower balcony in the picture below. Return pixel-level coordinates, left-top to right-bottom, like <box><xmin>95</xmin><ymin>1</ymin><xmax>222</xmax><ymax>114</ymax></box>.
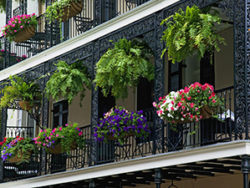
<box><xmin>1</xmin><ymin>86</ymin><xmax>243</xmax><ymax>186</ymax></box>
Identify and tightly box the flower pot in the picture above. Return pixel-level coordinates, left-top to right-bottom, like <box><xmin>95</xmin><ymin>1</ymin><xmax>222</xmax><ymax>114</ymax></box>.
<box><xmin>7</xmin><ymin>151</ymin><xmax>31</xmax><ymax>163</ymax></box>
<box><xmin>13</xmin><ymin>26</ymin><xmax>36</xmax><ymax>43</ymax></box>
<box><xmin>57</xmin><ymin>1</ymin><xmax>83</xmax><ymax>22</ymax></box>
<box><xmin>48</xmin><ymin>142</ymin><xmax>77</xmax><ymax>154</ymax></box>
<box><xmin>19</xmin><ymin>101</ymin><xmax>32</xmax><ymax>111</ymax></box>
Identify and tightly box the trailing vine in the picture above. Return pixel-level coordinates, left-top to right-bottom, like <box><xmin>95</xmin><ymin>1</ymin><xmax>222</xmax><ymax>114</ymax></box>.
<box><xmin>94</xmin><ymin>38</ymin><xmax>154</xmax><ymax>99</ymax></box>
<box><xmin>161</xmin><ymin>5</ymin><xmax>225</xmax><ymax>63</ymax></box>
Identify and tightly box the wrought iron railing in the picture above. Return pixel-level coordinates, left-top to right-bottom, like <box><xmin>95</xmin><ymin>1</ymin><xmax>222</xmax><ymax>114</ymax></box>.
<box><xmin>2</xmin><ymin>86</ymin><xmax>237</xmax><ymax>182</ymax></box>
<box><xmin>1</xmin><ymin>0</ymin><xmax>151</xmax><ymax>70</ymax></box>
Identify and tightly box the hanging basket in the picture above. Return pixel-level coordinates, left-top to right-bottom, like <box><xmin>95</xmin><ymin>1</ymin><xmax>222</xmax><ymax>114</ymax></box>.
<box><xmin>174</xmin><ymin>105</ymin><xmax>213</xmax><ymax>124</ymax></box>
<box><xmin>47</xmin><ymin>142</ymin><xmax>77</xmax><ymax>154</ymax></box>
<box><xmin>13</xmin><ymin>26</ymin><xmax>36</xmax><ymax>43</ymax></box>
<box><xmin>7</xmin><ymin>151</ymin><xmax>31</xmax><ymax>163</ymax></box>
<box><xmin>107</xmin><ymin>132</ymin><xmax>135</xmax><ymax>141</ymax></box>
<box><xmin>200</xmin><ymin>105</ymin><xmax>213</xmax><ymax>119</ymax></box>
<box><xmin>19</xmin><ymin>100</ymin><xmax>32</xmax><ymax>111</ymax></box>
<box><xmin>57</xmin><ymin>1</ymin><xmax>83</xmax><ymax>22</ymax></box>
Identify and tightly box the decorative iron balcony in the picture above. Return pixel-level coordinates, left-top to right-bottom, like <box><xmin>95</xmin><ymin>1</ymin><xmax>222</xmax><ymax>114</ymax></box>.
<box><xmin>0</xmin><ymin>0</ymin><xmax>151</xmax><ymax>71</ymax></box>
<box><xmin>1</xmin><ymin>86</ymin><xmax>240</xmax><ymax>183</ymax></box>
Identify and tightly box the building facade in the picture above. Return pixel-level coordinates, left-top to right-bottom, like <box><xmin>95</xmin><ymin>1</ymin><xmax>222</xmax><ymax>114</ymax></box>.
<box><xmin>0</xmin><ymin>0</ymin><xmax>249</xmax><ymax>188</ymax></box>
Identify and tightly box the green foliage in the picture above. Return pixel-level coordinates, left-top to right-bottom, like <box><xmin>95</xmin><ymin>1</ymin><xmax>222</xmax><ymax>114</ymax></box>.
<box><xmin>0</xmin><ymin>75</ymin><xmax>42</xmax><ymax>109</ymax></box>
<box><xmin>34</xmin><ymin>123</ymin><xmax>85</xmax><ymax>154</ymax></box>
<box><xmin>94</xmin><ymin>38</ymin><xmax>154</xmax><ymax>99</ymax></box>
<box><xmin>161</xmin><ymin>5</ymin><xmax>225</xmax><ymax>63</ymax></box>
<box><xmin>45</xmin><ymin>61</ymin><xmax>91</xmax><ymax>105</ymax></box>
<box><xmin>45</xmin><ymin>0</ymin><xmax>80</xmax><ymax>23</ymax></box>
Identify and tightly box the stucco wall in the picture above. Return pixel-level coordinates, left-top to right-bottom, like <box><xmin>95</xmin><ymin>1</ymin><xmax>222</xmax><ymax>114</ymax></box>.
<box><xmin>214</xmin><ymin>27</ymin><xmax>234</xmax><ymax>90</ymax></box>
<box><xmin>68</xmin><ymin>89</ymin><xmax>91</xmax><ymax>127</ymax></box>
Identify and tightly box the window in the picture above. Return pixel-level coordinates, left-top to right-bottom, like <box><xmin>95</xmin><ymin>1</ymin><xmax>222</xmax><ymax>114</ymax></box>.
<box><xmin>51</xmin><ymin>100</ymin><xmax>68</xmax><ymax>173</ymax></box>
<box><xmin>53</xmin><ymin>100</ymin><xmax>68</xmax><ymax>128</ymax></box>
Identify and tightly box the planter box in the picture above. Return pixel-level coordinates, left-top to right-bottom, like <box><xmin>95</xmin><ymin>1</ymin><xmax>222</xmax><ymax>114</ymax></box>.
<box><xmin>13</xmin><ymin>26</ymin><xmax>36</xmax><ymax>43</ymax></box>
<box><xmin>48</xmin><ymin>142</ymin><xmax>77</xmax><ymax>154</ymax></box>
<box><xmin>58</xmin><ymin>1</ymin><xmax>83</xmax><ymax>22</ymax></box>
<box><xmin>8</xmin><ymin>151</ymin><xmax>31</xmax><ymax>163</ymax></box>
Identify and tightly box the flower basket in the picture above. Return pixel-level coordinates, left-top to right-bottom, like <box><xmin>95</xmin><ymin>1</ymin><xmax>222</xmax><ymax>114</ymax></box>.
<box><xmin>107</xmin><ymin>132</ymin><xmax>135</xmax><ymax>141</ymax></box>
<box><xmin>200</xmin><ymin>105</ymin><xmax>213</xmax><ymax>119</ymax></box>
<box><xmin>94</xmin><ymin>107</ymin><xmax>150</xmax><ymax>144</ymax></box>
<box><xmin>154</xmin><ymin>82</ymin><xmax>224</xmax><ymax>124</ymax></box>
<box><xmin>34</xmin><ymin>123</ymin><xmax>85</xmax><ymax>154</ymax></box>
<box><xmin>2</xmin><ymin>14</ymin><xmax>38</xmax><ymax>42</ymax></box>
<box><xmin>1</xmin><ymin>137</ymin><xmax>36</xmax><ymax>164</ymax></box>
<box><xmin>57</xmin><ymin>1</ymin><xmax>83</xmax><ymax>22</ymax></box>
<box><xmin>47</xmin><ymin>142</ymin><xmax>77</xmax><ymax>154</ymax></box>
<box><xmin>7</xmin><ymin>151</ymin><xmax>31</xmax><ymax>163</ymax></box>
<box><xmin>175</xmin><ymin>105</ymin><xmax>213</xmax><ymax>124</ymax></box>
<box><xmin>13</xmin><ymin>26</ymin><xmax>35</xmax><ymax>43</ymax></box>
<box><xmin>19</xmin><ymin>100</ymin><xmax>32</xmax><ymax>111</ymax></box>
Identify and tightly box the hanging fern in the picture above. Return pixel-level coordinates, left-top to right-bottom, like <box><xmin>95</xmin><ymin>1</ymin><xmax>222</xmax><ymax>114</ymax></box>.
<box><xmin>45</xmin><ymin>61</ymin><xmax>91</xmax><ymax>105</ymax></box>
<box><xmin>94</xmin><ymin>38</ymin><xmax>154</xmax><ymax>99</ymax></box>
<box><xmin>161</xmin><ymin>5</ymin><xmax>225</xmax><ymax>63</ymax></box>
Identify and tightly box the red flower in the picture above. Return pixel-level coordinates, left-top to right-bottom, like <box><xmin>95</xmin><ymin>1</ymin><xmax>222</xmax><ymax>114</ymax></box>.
<box><xmin>190</xmin><ymin>103</ymin><xmax>195</xmax><ymax>108</ymax></box>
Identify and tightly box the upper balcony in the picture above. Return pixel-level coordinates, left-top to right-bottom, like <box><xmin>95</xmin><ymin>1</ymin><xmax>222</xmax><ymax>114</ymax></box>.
<box><xmin>0</xmin><ymin>0</ymin><xmax>151</xmax><ymax>70</ymax></box>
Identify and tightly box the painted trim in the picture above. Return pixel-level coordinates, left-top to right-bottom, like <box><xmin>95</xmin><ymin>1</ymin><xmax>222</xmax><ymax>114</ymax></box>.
<box><xmin>0</xmin><ymin>0</ymin><xmax>179</xmax><ymax>81</ymax></box>
<box><xmin>1</xmin><ymin>140</ymin><xmax>250</xmax><ymax>188</ymax></box>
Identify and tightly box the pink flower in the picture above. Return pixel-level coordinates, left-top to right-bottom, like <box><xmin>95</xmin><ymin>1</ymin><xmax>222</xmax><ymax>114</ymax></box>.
<box><xmin>187</xmin><ymin>96</ymin><xmax>191</xmax><ymax>100</ymax></box>
<box><xmin>181</xmin><ymin>106</ymin><xmax>185</xmax><ymax>110</ymax></box>
<box><xmin>40</xmin><ymin>129</ymin><xmax>43</xmax><ymax>133</ymax></box>
<box><xmin>152</xmin><ymin>102</ymin><xmax>157</xmax><ymax>107</ymax></box>
<box><xmin>177</xmin><ymin>102</ymin><xmax>182</xmax><ymax>107</ymax></box>
<box><xmin>190</xmin><ymin>103</ymin><xmax>194</xmax><ymax>108</ymax></box>
<box><xmin>56</xmin><ymin>134</ymin><xmax>59</xmax><ymax>137</ymax></box>
<box><xmin>65</xmin><ymin>124</ymin><xmax>68</xmax><ymax>127</ymax></box>
<box><xmin>59</xmin><ymin>127</ymin><xmax>62</xmax><ymax>131</ymax></box>
<box><xmin>20</xmin><ymin>25</ymin><xmax>23</xmax><ymax>29</ymax></box>
<box><xmin>79</xmin><ymin>132</ymin><xmax>83</xmax><ymax>136</ymax></box>
<box><xmin>43</xmin><ymin>143</ymin><xmax>46</xmax><ymax>146</ymax></box>
<box><xmin>212</xmin><ymin>99</ymin><xmax>216</xmax><ymax>103</ymax></box>
<box><xmin>14</xmin><ymin>30</ymin><xmax>17</xmax><ymax>32</ymax></box>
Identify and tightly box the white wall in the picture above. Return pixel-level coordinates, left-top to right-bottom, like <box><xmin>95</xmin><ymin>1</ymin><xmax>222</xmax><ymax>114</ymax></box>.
<box><xmin>27</xmin><ymin>0</ymin><xmax>38</xmax><ymax>15</ymax></box>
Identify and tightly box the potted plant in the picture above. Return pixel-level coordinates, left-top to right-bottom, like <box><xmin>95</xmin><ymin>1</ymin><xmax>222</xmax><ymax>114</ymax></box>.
<box><xmin>1</xmin><ymin>13</ymin><xmax>38</xmax><ymax>42</ymax></box>
<box><xmin>153</xmin><ymin>82</ymin><xmax>224</xmax><ymax>124</ymax></box>
<box><xmin>0</xmin><ymin>75</ymin><xmax>42</xmax><ymax>111</ymax></box>
<box><xmin>33</xmin><ymin>123</ymin><xmax>85</xmax><ymax>154</ymax></box>
<box><xmin>45</xmin><ymin>61</ymin><xmax>91</xmax><ymax>105</ymax></box>
<box><xmin>0</xmin><ymin>136</ymin><xmax>37</xmax><ymax>164</ymax></box>
<box><xmin>160</xmin><ymin>5</ymin><xmax>225</xmax><ymax>63</ymax></box>
<box><xmin>93</xmin><ymin>107</ymin><xmax>150</xmax><ymax>144</ymax></box>
<box><xmin>45</xmin><ymin>0</ymin><xmax>83</xmax><ymax>23</ymax></box>
<box><xmin>94</xmin><ymin>38</ymin><xmax>154</xmax><ymax>99</ymax></box>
